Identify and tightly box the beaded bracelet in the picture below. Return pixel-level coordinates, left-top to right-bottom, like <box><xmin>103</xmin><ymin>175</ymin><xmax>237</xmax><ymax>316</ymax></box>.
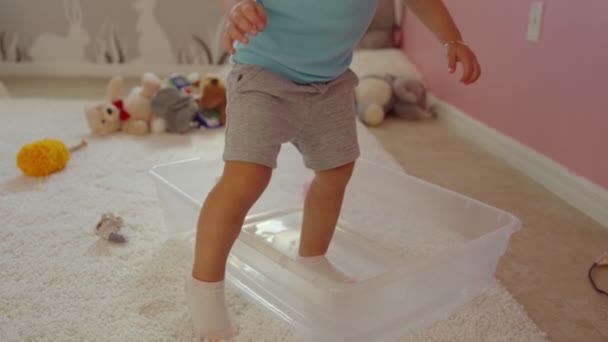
<box><xmin>443</xmin><ymin>40</ymin><xmax>467</xmax><ymax>49</ymax></box>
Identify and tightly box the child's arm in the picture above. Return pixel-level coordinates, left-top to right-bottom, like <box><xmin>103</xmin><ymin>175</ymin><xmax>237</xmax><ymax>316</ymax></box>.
<box><xmin>403</xmin><ymin>0</ymin><xmax>481</xmax><ymax>84</ymax></box>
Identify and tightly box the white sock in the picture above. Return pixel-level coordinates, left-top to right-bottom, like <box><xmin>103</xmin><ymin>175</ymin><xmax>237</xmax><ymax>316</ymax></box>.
<box><xmin>296</xmin><ymin>255</ymin><xmax>355</xmax><ymax>284</ymax></box>
<box><xmin>185</xmin><ymin>277</ymin><xmax>236</xmax><ymax>341</ymax></box>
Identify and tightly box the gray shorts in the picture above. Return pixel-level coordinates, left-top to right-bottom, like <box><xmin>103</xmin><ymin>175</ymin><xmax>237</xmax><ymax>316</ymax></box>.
<box><xmin>222</xmin><ymin>62</ymin><xmax>360</xmax><ymax>171</ymax></box>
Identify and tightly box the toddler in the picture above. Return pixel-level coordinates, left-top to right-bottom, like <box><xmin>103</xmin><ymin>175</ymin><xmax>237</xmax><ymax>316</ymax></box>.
<box><xmin>186</xmin><ymin>0</ymin><xmax>481</xmax><ymax>340</ymax></box>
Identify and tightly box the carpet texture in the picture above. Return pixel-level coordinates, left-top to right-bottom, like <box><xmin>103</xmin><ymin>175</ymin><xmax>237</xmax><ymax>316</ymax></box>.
<box><xmin>0</xmin><ymin>99</ymin><xmax>547</xmax><ymax>341</ymax></box>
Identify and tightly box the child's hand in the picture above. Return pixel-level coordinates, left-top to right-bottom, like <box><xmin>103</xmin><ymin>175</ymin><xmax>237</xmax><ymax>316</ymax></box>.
<box><xmin>224</xmin><ymin>0</ymin><xmax>268</xmax><ymax>55</ymax></box>
<box><xmin>446</xmin><ymin>42</ymin><xmax>481</xmax><ymax>85</ymax></box>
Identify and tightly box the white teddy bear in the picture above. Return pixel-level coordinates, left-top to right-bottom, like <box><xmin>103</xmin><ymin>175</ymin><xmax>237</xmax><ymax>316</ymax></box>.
<box><xmin>356</xmin><ymin>74</ymin><xmax>436</xmax><ymax>125</ymax></box>
<box><xmin>350</xmin><ymin>49</ymin><xmax>438</xmax><ymax>126</ymax></box>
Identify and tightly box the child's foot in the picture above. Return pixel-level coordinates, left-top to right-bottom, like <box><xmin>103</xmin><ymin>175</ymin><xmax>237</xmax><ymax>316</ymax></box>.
<box><xmin>185</xmin><ymin>277</ymin><xmax>237</xmax><ymax>342</ymax></box>
<box><xmin>296</xmin><ymin>255</ymin><xmax>356</xmax><ymax>284</ymax></box>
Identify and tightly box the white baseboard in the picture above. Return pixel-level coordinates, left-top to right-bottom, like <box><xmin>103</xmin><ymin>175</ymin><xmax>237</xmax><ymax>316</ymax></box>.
<box><xmin>430</xmin><ymin>95</ymin><xmax>608</xmax><ymax>229</ymax></box>
<box><xmin>0</xmin><ymin>62</ymin><xmax>224</xmax><ymax>79</ymax></box>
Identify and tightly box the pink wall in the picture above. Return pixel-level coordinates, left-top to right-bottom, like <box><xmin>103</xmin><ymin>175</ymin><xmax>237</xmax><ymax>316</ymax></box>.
<box><xmin>402</xmin><ymin>0</ymin><xmax>608</xmax><ymax>190</ymax></box>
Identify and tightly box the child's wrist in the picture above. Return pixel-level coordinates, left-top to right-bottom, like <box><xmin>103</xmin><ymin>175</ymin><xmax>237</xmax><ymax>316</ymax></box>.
<box><xmin>443</xmin><ymin>40</ymin><xmax>466</xmax><ymax>48</ymax></box>
<box><xmin>438</xmin><ymin>28</ymin><xmax>463</xmax><ymax>47</ymax></box>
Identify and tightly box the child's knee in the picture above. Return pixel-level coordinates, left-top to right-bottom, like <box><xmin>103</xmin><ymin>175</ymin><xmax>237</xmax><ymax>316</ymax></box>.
<box><xmin>219</xmin><ymin>161</ymin><xmax>272</xmax><ymax>201</ymax></box>
<box><xmin>315</xmin><ymin>161</ymin><xmax>355</xmax><ymax>189</ymax></box>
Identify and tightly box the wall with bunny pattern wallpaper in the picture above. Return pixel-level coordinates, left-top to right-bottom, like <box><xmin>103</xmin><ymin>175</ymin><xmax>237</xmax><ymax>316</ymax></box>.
<box><xmin>0</xmin><ymin>0</ymin><xmax>229</xmax><ymax>66</ymax></box>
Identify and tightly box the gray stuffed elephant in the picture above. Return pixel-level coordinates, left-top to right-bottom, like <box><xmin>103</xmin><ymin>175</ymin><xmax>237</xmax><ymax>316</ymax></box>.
<box><xmin>355</xmin><ymin>74</ymin><xmax>436</xmax><ymax>126</ymax></box>
<box><xmin>150</xmin><ymin>87</ymin><xmax>201</xmax><ymax>134</ymax></box>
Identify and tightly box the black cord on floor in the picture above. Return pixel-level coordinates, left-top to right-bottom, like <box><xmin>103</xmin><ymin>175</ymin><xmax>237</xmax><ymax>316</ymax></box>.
<box><xmin>588</xmin><ymin>263</ymin><xmax>608</xmax><ymax>296</ymax></box>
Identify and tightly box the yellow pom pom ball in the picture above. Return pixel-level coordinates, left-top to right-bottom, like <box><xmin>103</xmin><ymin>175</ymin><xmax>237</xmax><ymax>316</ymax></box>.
<box><xmin>16</xmin><ymin>138</ymin><xmax>86</xmax><ymax>177</ymax></box>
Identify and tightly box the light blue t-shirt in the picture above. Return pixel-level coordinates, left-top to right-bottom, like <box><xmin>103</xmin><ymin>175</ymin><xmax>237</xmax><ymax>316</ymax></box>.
<box><xmin>232</xmin><ymin>0</ymin><xmax>378</xmax><ymax>84</ymax></box>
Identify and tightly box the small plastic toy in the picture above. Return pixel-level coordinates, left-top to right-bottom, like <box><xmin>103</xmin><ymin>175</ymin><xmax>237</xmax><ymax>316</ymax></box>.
<box><xmin>95</xmin><ymin>212</ymin><xmax>127</xmax><ymax>243</ymax></box>
<box><xmin>193</xmin><ymin>109</ymin><xmax>222</xmax><ymax>129</ymax></box>
<box><xmin>167</xmin><ymin>73</ymin><xmax>195</xmax><ymax>96</ymax></box>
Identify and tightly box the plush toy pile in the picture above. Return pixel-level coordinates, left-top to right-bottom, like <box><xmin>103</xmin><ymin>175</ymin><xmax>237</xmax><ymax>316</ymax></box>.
<box><xmin>84</xmin><ymin>71</ymin><xmax>227</xmax><ymax>136</ymax></box>
<box><xmin>84</xmin><ymin>47</ymin><xmax>435</xmax><ymax>132</ymax></box>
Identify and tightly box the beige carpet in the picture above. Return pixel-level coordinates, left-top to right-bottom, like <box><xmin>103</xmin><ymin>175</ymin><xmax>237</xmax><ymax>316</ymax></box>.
<box><xmin>0</xmin><ymin>98</ymin><xmax>548</xmax><ymax>341</ymax></box>
<box><xmin>369</xmin><ymin>117</ymin><xmax>608</xmax><ymax>342</ymax></box>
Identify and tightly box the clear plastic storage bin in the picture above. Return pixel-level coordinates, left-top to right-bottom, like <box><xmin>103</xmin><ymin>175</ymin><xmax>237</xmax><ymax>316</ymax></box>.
<box><xmin>149</xmin><ymin>147</ymin><xmax>520</xmax><ymax>341</ymax></box>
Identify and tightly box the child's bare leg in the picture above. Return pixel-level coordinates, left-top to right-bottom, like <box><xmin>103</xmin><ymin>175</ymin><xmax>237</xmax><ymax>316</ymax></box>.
<box><xmin>187</xmin><ymin>161</ymin><xmax>271</xmax><ymax>340</ymax></box>
<box><xmin>297</xmin><ymin>162</ymin><xmax>355</xmax><ymax>283</ymax></box>
<box><xmin>299</xmin><ymin>161</ymin><xmax>354</xmax><ymax>256</ymax></box>
<box><xmin>192</xmin><ymin>161</ymin><xmax>272</xmax><ymax>281</ymax></box>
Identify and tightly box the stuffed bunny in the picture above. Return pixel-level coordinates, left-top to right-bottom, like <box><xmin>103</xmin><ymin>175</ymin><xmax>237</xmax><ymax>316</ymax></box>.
<box><xmin>85</xmin><ymin>73</ymin><xmax>164</xmax><ymax>135</ymax></box>
<box><xmin>355</xmin><ymin>74</ymin><xmax>436</xmax><ymax>126</ymax></box>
